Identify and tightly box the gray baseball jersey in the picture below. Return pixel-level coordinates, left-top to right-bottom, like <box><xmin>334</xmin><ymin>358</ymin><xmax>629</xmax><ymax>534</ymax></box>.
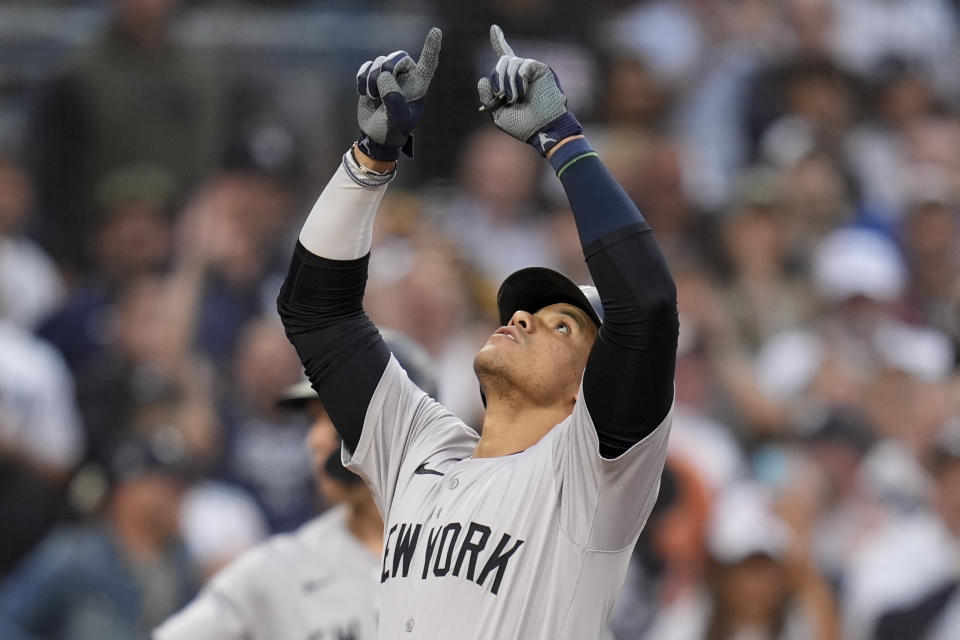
<box><xmin>153</xmin><ymin>505</ymin><xmax>379</xmax><ymax>640</ymax></box>
<box><xmin>345</xmin><ymin>357</ymin><xmax>673</xmax><ymax>639</ymax></box>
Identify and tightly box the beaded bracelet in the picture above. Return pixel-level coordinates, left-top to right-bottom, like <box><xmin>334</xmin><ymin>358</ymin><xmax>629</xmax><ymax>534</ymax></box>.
<box><xmin>342</xmin><ymin>144</ymin><xmax>397</xmax><ymax>188</ymax></box>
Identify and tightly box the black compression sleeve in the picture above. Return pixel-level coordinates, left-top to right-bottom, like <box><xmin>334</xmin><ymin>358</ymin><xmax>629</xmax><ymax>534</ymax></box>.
<box><xmin>583</xmin><ymin>226</ymin><xmax>679</xmax><ymax>458</ymax></box>
<box><xmin>556</xmin><ymin>152</ymin><xmax>679</xmax><ymax>458</ymax></box>
<box><xmin>276</xmin><ymin>242</ymin><xmax>391</xmax><ymax>452</ymax></box>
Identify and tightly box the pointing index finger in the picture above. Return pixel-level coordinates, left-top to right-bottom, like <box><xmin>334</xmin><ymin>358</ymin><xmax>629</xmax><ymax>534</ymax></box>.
<box><xmin>490</xmin><ymin>24</ymin><xmax>515</xmax><ymax>58</ymax></box>
<box><xmin>414</xmin><ymin>27</ymin><xmax>443</xmax><ymax>82</ymax></box>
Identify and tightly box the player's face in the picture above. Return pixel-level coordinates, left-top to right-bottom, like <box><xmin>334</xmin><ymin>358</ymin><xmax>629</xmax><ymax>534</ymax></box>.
<box><xmin>475</xmin><ymin>303</ymin><xmax>598</xmax><ymax>409</ymax></box>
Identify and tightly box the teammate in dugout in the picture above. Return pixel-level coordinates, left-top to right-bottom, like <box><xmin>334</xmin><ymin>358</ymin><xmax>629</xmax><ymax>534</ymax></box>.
<box><xmin>277</xmin><ymin>25</ymin><xmax>678</xmax><ymax>639</ymax></box>
<box><xmin>154</xmin><ymin>331</ymin><xmax>439</xmax><ymax>640</ymax></box>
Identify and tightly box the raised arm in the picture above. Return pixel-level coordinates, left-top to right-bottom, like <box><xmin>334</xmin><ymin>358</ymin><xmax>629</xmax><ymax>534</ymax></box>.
<box><xmin>478</xmin><ymin>26</ymin><xmax>678</xmax><ymax>458</ymax></box>
<box><xmin>277</xmin><ymin>29</ymin><xmax>442</xmax><ymax>451</ymax></box>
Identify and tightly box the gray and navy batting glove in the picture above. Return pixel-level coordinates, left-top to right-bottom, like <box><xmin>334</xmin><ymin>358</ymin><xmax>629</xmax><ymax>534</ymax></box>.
<box><xmin>356</xmin><ymin>27</ymin><xmax>442</xmax><ymax>162</ymax></box>
<box><xmin>477</xmin><ymin>25</ymin><xmax>582</xmax><ymax>157</ymax></box>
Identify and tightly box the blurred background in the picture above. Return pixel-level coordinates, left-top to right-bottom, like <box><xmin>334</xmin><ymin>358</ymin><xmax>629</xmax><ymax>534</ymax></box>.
<box><xmin>0</xmin><ymin>0</ymin><xmax>958</xmax><ymax>638</ymax></box>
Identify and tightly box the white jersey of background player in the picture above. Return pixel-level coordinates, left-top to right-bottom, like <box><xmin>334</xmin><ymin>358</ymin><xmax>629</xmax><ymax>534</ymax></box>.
<box><xmin>155</xmin><ymin>505</ymin><xmax>378</xmax><ymax>640</ymax></box>
<box><xmin>154</xmin><ymin>333</ymin><xmax>437</xmax><ymax>640</ymax></box>
<box><xmin>152</xmin><ymin>385</ymin><xmax>378</xmax><ymax>639</ymax></box>
<box><xmin>277</xmin><ymin>25</ymin><xmax>678</xmax><ymax>640</ymax></box>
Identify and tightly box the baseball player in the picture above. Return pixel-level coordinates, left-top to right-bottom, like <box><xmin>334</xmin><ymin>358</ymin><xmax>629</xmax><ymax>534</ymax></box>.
<box><xmin>277</xmin><ymin>24</ymin><xmax>678</xmax><ymax>639</ymax></box>
<box><xmin>153</xmin><ymin>333</ymin><xmax>439</xmax><ymax>640</ymax></box>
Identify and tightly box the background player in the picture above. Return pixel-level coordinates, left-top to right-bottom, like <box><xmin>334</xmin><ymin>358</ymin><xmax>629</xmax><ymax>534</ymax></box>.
<box><xmin>154</xmin><ymin>332</ymin><xmax>438</xmax><ymax>640</ymax></box>
<box><xmin>277</xmin><ymin>24</ymin><xmax>677</xmax><ymax>639</ymax></box>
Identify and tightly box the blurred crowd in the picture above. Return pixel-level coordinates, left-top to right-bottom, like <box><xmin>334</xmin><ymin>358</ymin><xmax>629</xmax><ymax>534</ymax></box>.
<box><xmin>0</xmin><ymin>0</ymin><xmax>959</xmax><ymax>638</ymax></box>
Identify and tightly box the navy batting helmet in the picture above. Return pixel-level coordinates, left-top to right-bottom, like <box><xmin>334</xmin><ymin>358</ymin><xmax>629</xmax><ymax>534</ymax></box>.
<box><xmin>496</xmin><ymin>266</ymin><xmax>603</xmax><ymax>328</ymax></box>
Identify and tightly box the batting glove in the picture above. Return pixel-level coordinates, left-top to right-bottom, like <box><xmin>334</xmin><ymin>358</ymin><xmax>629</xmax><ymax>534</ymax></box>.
<box><xmin>477</xmin><ymin>25</ymin><xmax>582</xmax><ymax>156</ymax></box>
<box><xmin>356</xmin><ymin>27</ymin><xmax>442</xmax><ymax>161</ymax></box>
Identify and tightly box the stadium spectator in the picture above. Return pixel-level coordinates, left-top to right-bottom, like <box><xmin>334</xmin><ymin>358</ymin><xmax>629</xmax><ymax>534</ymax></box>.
<box><xmin>0</xmin><ymin>156</ymin><xmax>63</xmax><ymax>330</ymax></box>
<box><xmin>0</xmin><ymin>321</ymin><xmax>84</xmax><ymax>576</ymax></box>
<box><xmin>215</xmin><ymin>317</ymin><xmax>315</xmax><ymax>532</ymax></box>
<box><xmin>844</xmin><ymin>418</ymin><xmax>960</xmax><ymax>640</ymax></box>
<box><xmin>31</xmin><ymin>0</ymin><xmax>223</xmax><ymax>273</ymax></box>
<box><xmin>36</xmin><ymin>163</ymin><xmax>178</xmax><ymax>374</ymax></box>
<box><xmin>0</xmin><ymin>433</ymin><xmax>199</xmax><ymax>639</ymax></box>
<box><xmin>646</xmin><ymin>483</ymin><xmax>840</xmax><ymax>640</ymax></box>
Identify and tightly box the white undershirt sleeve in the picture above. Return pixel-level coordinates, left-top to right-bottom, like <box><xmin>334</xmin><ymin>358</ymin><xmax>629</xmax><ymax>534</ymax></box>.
<box><xmin>297</xmin><ymin>151</ymin><xmax>392</xmax><ymax>260</ymax></box>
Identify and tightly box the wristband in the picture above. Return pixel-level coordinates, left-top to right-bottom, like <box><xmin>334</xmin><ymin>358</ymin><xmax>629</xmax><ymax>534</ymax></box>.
<box><xmin>547</xmin><ymin>137</ymin><xmax>597</xmax><ymax>179</ymax></box>
<box><xmin>356</xmin><ymin>133</ymin><xmax>415</xmax><ymax>162</ymax></box>
<box><xmin>527</xmin><ymin>112</ymin><xmax>583</xmax><ymax>157</ymax></box>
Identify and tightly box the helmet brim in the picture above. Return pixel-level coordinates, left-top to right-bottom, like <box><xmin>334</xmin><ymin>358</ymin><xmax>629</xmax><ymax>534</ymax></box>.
<box><xmin>275</xmin><ymin>380</ymin><xmax>320</xmax><ymax>411</ymax></box>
